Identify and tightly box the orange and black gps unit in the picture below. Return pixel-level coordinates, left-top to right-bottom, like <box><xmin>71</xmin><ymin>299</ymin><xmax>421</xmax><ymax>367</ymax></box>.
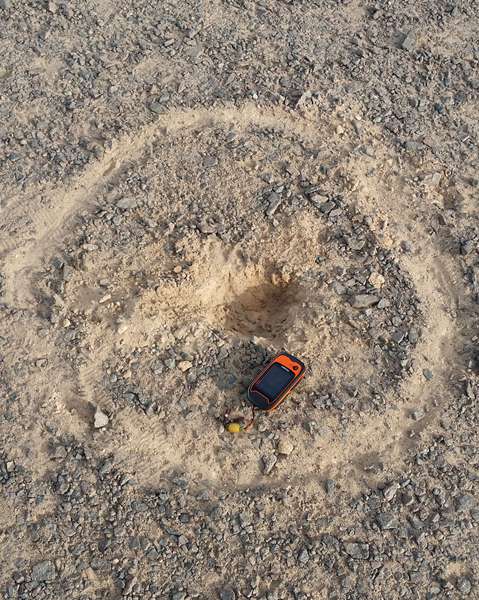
<box><xmin>247</xmin><ymin>352</ymin><xmax>305</xmax><ymax>412</ymax></box>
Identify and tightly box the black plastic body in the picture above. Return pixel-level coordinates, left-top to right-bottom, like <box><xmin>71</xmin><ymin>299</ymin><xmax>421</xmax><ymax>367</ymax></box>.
<box><xmin>247</xmin><ymin>352</ymin><xmax>305</xmax><ymax>412</ymax></box>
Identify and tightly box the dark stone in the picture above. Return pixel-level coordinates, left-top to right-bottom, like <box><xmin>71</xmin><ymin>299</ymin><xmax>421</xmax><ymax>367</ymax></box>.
<box><xmin>377</xmin><ymin>512</ymin><xmax>398</xmax><ymax>530</ymax></box>
<box><xmin>457</xmin><ymin>577</ymin><xmax>472</xmax><ymax>595</ymax></box>
<box><xmin>220</xmin><ymin>587</ymin><xmax>236</xmax><ymax>600</ymax></box>
<box><xmin>408</xmin><ymin>328</ymin><xmax>419</xmax><ymax>344</ymax></box>
<box><xmin>325</xmin><ymin>479</ymin><xmax>335</xmax><ymax>495</ymax></box>
<box><xmin>298</xmin><ymin>547</ymin><xmax>309</xmax><ymax>564</ymax></box>
<box><xmin>262</xmin><ymin>454</ymin><xmax>277</xmax><ymax>475</ymax></box>
<box><xmin>319</xmin><ymin>201</ymin><xmax>336</xmax><ymax>214</ymax></box>
<box><xmin>411</xmin><ymin>408</ymin><xmax>425</xmax><ymax>420</ymax></box>
<box><xmin>401</xmin><ymin>31</ymin><xmax>417</xmax><ymax>52</ymax></box>
<box><xmin>149</xmin><ymin>102</ymin><xmax>163</xmax><ymax>114</ymax></box>
<box><xmin>422</xmin><ymin>369</ymin><xmax>433</xmax><ymax>381</ymax></box>
<box><xmin>351</xmin><ymin>294</ymin><xmax>380</xmax><ymax>308</ymax></box>
<box><xmin>266</xmin><ymin>191</ymin><xmax>283</xmax><ymax>217</ymax></box>
<box><xmin>344</xmin><ymin>542</ymin><xmax>370</xmax><ymax>559</ymax></box>
<box><xmin>31</xmin><ymin>560</ymin><xmax>56</xmax><ymax>582</ymax></box>
<box><xmin>116</xmin><ymin>197</ymin><xmax>138</xmax><ymax>210</ymax></box>
<box><xmin>203</xmin><ymin>156</ymin><xmax>218</xmax><ymax>168</ymax></box>
<box><xmin>456</xmin><ymin>495</ymin><xmax>475</xmax><ymax>512</ymax></box>
<box><xmin>461</xmin><ymin>240</ymin><xmax>476</xmax><ymax>255</ymax></box>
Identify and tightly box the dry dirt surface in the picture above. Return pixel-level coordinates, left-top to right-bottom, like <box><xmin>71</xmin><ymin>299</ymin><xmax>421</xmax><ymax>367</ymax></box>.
<box><xmin>1</xmin><ymin>1</ymin><xmax>479</xmax><ymax>599</ymax></box>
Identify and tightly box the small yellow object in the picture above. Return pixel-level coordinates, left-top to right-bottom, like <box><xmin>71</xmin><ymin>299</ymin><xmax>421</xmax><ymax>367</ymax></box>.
<box><xmin>226</xmin><ymin>422</ymin><xmax>243</xmax><ymax>433</ymax></box>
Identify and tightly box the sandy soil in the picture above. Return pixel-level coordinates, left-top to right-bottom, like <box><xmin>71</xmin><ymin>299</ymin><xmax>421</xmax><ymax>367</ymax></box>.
<box><xmin>0</xmin><ymin>1</ymin><xmax>478</xmax><ymax>599</ymax></box>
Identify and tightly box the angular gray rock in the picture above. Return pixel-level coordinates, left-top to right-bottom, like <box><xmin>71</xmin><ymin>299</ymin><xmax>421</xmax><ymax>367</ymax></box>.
<box><xmin>116</xmin><ymin>197</ymin><xmax>138</xmax><ymax>210</ymax></box>
<box><xmin>401</xmin><ymin>30</ymin><xmax>417</xmax><ymax>52</ymax></box>
<box><xmin>344</xmin><ymin>542</ymin><xmax>370</xmax><ymax>559</ymax></box>
<box><xmin>266</xmin><ymin>191</ymin><xmax>283</xmax><ymax>218</ymax></box>
<box><xmin>377</xmin><ymin>512</ymin><xmax>398</xmax><ymax>530</ymax></box>
<box><xmin>351</xmin><ymin>294</ymin><xmax>380</xmax><ymax>308</ymax></box>
<box><xmin>262</xmin><ymin>454</ymin><xmax>277</xmax><ymax>475</ymax></box>
<box><xmin>31</xmin><ymin>560</ymin><xmax>56</xmax><ymax>582</ymax></box>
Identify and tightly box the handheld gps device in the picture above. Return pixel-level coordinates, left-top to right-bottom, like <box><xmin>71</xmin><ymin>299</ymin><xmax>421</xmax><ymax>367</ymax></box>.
<box><xmin>247</xmin><ymin>352</ymin><xmax>305</xmax><ymax>412</ymax></box>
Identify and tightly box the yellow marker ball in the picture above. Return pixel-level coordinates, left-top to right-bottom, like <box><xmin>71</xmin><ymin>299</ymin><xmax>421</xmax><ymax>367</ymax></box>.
<box><xmin>226</xmin><ymin>422</ymin><xmax>242</xmax><ymax>433</ymax></box>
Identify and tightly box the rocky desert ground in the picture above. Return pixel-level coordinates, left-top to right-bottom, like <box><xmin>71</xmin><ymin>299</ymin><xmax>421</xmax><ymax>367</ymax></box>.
<box><xmin>0</xmin><ymin>0</ymin><xmax>478</xmax><ymax>599</ymax></box>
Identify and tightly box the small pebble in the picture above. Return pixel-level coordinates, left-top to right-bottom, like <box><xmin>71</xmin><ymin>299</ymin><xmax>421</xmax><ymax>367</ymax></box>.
<box><xmin>368</xmin><ymin>272</ymin><xmax>385</xmax><ymax>289</ymax></box>
<box><xmin>351</xmin><ymin>294</ymin><xmax>380</xmax><ymax>308</ymax></box>
<box><xmin>277</xmin><ymin>439</ymin><xmax>294</xmax><ymax>456</ymax></box>
<box><xmin>178</xmin><ymin>360</ymin><xmax>193</xmax><ymax>372</ymax></box>
<box><xmin>423</xmin><ymin>369</ymin><xmax>433</xmax><ymax>381</ymax></box>
<box><xmin>262</xmin><ymin>454</ymin><xmax>277</xmax><ymax>475</ymax></box>
<box><xmin>94</xmin><ymin>407</ymin><xmax>109</xmax><ymax>429</ymax></box>
<box><xmin>116</xmin><ymin>197</ymin><xmax>138</xmax><ymax>210</ymax></box>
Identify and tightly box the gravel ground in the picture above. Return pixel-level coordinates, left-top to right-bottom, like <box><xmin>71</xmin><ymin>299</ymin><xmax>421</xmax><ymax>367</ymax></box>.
<box><xmin>0</xmin><ymin>1</ymin><xmax>478</xmax><ymax>599</ymax></box>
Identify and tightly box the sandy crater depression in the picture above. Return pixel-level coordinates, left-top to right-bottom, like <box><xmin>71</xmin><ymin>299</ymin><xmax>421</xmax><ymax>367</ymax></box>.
<box><xmin>0</xmin><ymin>105</ymin><xmax>449</xmax><ymax>492</ymax></box>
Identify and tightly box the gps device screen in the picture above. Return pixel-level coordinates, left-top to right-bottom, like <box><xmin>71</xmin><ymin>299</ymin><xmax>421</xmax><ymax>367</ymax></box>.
<box><xmin>255</xmin><ymin>363</ymin><xmax>295</xmax><ymax>401</ymax></box>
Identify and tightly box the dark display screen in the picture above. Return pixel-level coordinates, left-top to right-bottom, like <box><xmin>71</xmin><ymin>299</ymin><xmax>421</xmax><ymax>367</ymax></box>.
<box><xmin>255</xmin><ymin>363</ymin><xmax>295</xmax><ymax>401</ymax></box>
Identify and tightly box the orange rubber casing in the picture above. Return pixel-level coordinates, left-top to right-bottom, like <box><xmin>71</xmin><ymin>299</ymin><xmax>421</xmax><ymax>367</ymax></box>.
<box><xmin>247</xmin><ymin>352</ymin><xmax>305</xmax><ymax>412</ymax></box>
